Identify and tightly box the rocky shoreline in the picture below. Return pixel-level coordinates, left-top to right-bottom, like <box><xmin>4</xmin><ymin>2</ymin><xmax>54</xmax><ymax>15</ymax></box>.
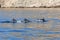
<box><xmin>1</xmin><ymin>6</ymin><xmax>60</xmax><ymax>8</ymax></box>
<box><xmin>0</xmin><ymin>0</ymin><xmax>60</xmax><ymax>8</ymax></box>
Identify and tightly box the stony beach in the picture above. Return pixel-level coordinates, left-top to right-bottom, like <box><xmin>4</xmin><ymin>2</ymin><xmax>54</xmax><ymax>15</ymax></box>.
<box><xmin>0</xmin><ymin>0</ymin><xmax>60</xmax><ymax>8</ymax></box>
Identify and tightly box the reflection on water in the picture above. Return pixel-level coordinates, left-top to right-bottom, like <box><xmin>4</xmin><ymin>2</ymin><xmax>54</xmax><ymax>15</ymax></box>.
<box><xmin>0</xmin><ymin>8</ymin><xmax>60</xmax><ymax>40</ymax></box>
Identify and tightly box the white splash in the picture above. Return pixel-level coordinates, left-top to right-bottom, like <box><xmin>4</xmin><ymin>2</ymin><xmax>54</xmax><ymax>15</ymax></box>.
<box><xmin>17</xmin><ymin>20</ymin><xmax>21</xmax><ymax>23</ymax></box>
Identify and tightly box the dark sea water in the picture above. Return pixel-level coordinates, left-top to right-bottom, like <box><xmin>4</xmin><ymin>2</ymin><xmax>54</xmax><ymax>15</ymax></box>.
<box><xmin>0</xmin><ymin>8</ymin><xmax>60</xmax><ymax>40</ymax></box>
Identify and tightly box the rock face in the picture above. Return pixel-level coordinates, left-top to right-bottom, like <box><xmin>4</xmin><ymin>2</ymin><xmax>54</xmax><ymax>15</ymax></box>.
<box><xmin>1</xmin><ymin>0</ymin><xmax>60</xmax><ymax>8</ymax></box>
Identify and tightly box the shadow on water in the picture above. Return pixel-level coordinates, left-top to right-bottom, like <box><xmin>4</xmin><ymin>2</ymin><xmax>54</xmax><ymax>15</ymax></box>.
<box><xmin>0</xmin><ymin>28</ymin><xmax>60</xmax><ymax>40</ymax></box>
<box><xmin>0</xmin><ymin>27</ymin><xmax>60</xmax><ymax>33</ymax></box>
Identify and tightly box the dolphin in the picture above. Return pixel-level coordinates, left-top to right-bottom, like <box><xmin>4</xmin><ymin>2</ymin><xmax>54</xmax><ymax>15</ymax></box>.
<box><xmin>40</xmin><ymin>18</ymin><xmax>47</xmax><ymax>22</ymax></box>
<box><xmin>22</xmin><ymin>18</ymin><xmax>31</xmax><ymax>23</ymax></box>
<box><xmin>36</xmin><ymin>18</ymin><xmax>48</xmax><ymax>23</ymax></box>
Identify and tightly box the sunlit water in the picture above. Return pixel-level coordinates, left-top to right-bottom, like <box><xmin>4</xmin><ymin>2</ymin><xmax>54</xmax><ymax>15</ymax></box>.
<box><xmin>0</xmin><ymin>8</ymin><xmax>60</xmax><ymax>40</ymax></box>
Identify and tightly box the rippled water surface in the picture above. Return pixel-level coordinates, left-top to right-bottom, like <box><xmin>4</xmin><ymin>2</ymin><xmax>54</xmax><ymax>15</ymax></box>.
<box><xmin>0</xmin><ymin>8</ymin><xmax>60</xmax><ymax>40</ymax></box>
